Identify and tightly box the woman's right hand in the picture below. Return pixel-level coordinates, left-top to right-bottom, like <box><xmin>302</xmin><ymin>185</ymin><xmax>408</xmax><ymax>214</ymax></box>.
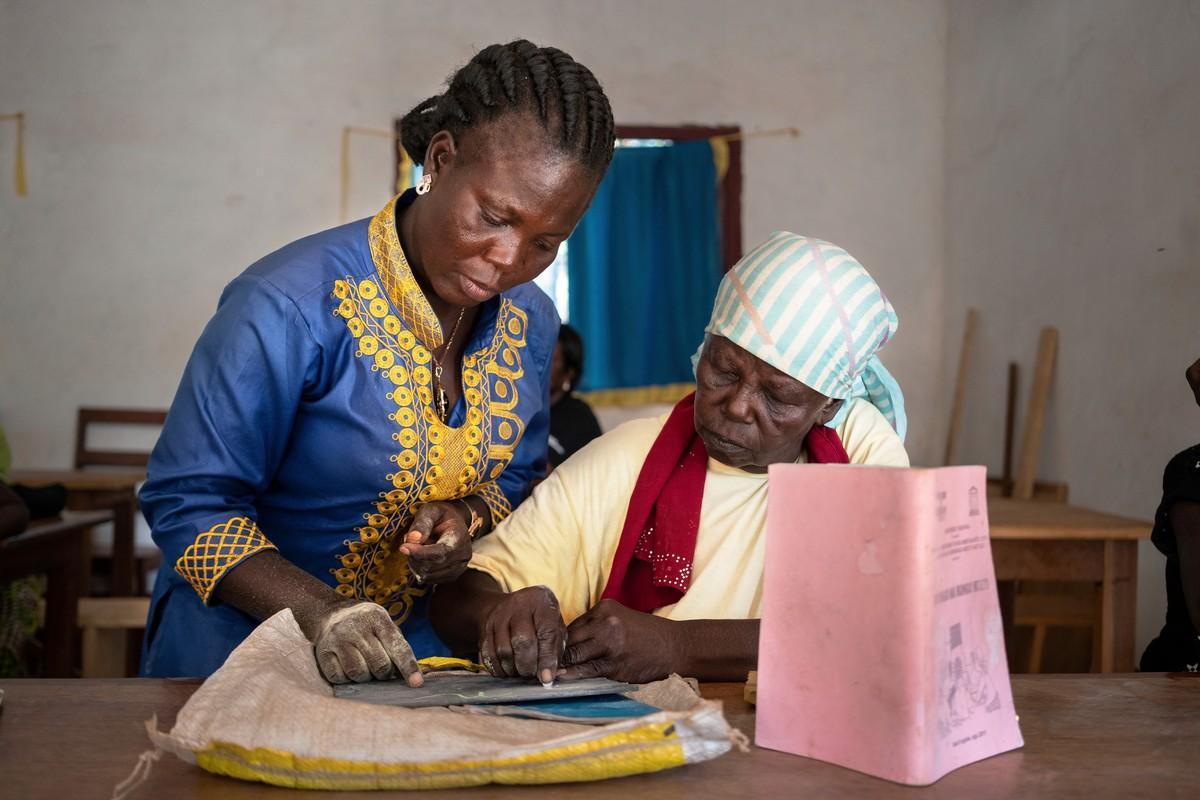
<box><xmin>478</xmin><ymin>585</ymin><xmax>566</xmax><ymax>685</ymax></box>
<box><xmin>211</xmin><ymin>551</ymin><xmax>423</xmax><ymax>685</ymax></box>
<box><xmin>308</xmin><ymin>601</ymin><xmax>424</xmax><ymax>686</ymax></box>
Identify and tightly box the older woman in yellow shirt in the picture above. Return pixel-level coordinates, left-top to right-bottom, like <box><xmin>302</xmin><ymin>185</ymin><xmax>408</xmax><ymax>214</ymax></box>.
<box><xmin>433</xmin><ymin>231</ymin><xmax>908</xmax><ymax>683</ymax></box>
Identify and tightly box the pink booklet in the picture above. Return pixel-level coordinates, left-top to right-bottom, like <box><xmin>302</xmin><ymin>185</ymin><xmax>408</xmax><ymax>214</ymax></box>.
<box><xmin>756</xmin><ymin>464</ymin><xmax>1023</xmax><ymax>785</ymax></box>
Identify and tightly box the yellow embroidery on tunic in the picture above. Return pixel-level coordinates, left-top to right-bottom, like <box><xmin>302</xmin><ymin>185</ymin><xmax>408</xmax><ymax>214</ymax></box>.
<box><xmin>175</xmin><ymin>517</ymin><xmax>277</xmax><ymax>605</ymax></box>
<box><xmin>327</xmin><ymin>196</ymin><xmax>530</xmax><ymax>623</ymax></box>
<box><xmin>475</xmin><ymin>481</ymin><xmax>513</xmax><ymax>527</ymax></box>
<box><xmin>368</xmin><ymin>195</ymin><xmax>445</xmax><ymax>349</ymax></box>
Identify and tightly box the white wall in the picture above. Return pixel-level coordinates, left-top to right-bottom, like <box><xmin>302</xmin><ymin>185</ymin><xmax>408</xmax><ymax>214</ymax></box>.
<box><xmin>0</xmin><ymin>0</ymin><xmax>948</xmax><ymax>469</ymax></box>
<box><xmin>945</xmin><ymin>0</ymin><xmax>1200</xmax><ymax>654</ymax></box>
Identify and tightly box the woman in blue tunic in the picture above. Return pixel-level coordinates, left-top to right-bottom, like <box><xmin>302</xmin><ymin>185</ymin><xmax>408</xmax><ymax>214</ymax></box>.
<box><xmin>140</xmin><ymin>40</ymin><xmax>615</xmax><ymax>683</ymax></box>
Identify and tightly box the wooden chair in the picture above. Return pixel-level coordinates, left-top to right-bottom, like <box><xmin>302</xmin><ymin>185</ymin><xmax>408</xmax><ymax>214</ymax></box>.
<box><xmin>74</xmin><ymin>407</ymin><xmax>167</xmax><ymax>470</ymax></box>
<box><xmin>78</xmin><ymin>596</ymin><xmax>150</xmax><ymax>678</ymax></box>
<box><xmin>1012</xmin><ymin>328</ymin><xmax>1058</xmax><ymax>502</ymax></box>
<box><xmin>994</xmin><ymin>477</ymin><xmax>1096</xmax><ymax>672</ymax></box>
<box><xmin>1004</xmin><ymin>329</ymin><xmax>1102</xmax><ymax>671</ymax></box>
<box><xmin>951</xmin><ymin>319</ymin><xmax>1070</xmax><ymax>504</ymax></box>
<box><xmin>1014</xmin><ymin>584</ymin><xmax>1101</xmax><ymax>673</ymax></box>
<box><xmin>73</xmin><ymin>407</ymin><xmax>167</xmax><ymax>596</ymax></box>
<box><xmin>944</xmin><ymin>308</ymin><xmax>978</xmax><ymax>466</ymax></box>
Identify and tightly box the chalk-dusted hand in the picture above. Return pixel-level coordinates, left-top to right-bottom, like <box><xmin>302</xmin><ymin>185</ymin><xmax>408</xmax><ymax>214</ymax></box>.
<box><xmin>1187</xmin><ymin>357</ymin><xmax>1200</xmax><ymax>408</ymax></box>
<box><xmin>478</xmin><ymin>585</ymin><xmax>566</xmax><ymax>684</ymax></box>
<box><xmin>311</xmin><ymin>601</ymin><xmax>423</xmax><ymax>686</ymax></box>
<box><xmin>400</xmin><ymin>501</ymin><xmax>473</xmax><ymax>584</ymax></box>
<box><xmin>558</xmin><ymin>599</ymin><xmax>680</xmax><ymax>684</ymax></box>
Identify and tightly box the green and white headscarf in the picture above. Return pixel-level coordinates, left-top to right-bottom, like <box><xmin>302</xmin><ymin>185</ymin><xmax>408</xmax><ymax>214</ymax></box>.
<box><xmin>698</xmin><ymin>231</ymin><xmax>906</xmax><ymax>441</ymax></box>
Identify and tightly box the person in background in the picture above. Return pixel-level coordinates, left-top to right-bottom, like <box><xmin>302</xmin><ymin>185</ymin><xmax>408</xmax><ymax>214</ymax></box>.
<box><xmin>0</xmin><ymin>425</ymin><xmax>38</xmax><ymax>677</ymax></box>
<box><xmin>139</xmin><ymin>40</ymin><xmax>615</xmax><ymax>683</ymax></box>
<box><xmin>431</xmin><ymin>232</ymin><xmax>908</xmax><ymax>684</ymax></box>
<box><xmin>0</xmin><ymin>481</ymin><xmax>39</xmax><ymax>677</ymax></box>
<box><xmin>1140</xmin><ymin>357</ymin><xmax>1200</xmax><ymax>672</ymax></box>
<box><xmin>0</xmin><ymin>426</ymin><xmax>30</xmax><ymax>539</ymax></box>
<box><xmin>2</xmin><ymin>424</ymin><xmax>66</xmax><ymax>520</ymax></box>
<box><xmin>0</xmin><ymin>485</ymin><xmax>29</xmax><ymax>540</ymax></box>
<box><xmin>548</xmin><ymin>324</ymin><xmax>603</xmax><ymax>468</ymax></box>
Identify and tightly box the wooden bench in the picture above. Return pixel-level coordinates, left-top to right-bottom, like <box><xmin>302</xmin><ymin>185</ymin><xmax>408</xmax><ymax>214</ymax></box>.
<box><xmin>0</xmin><ymin>511</ymin><xmax>112</xmax><ymax>677</ymax></box>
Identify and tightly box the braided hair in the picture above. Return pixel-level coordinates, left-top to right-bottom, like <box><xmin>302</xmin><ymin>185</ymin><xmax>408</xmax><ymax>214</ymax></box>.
<box><xmin>399</xmin><ymin>40</ymin><xmax>615</xmax><ymax>176</ymax></box>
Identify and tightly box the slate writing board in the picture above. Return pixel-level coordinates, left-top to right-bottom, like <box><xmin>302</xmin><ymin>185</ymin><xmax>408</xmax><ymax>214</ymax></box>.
<box><xmin>333</xmin><ymin>672</ymin><xmax>637</xmax><ymax>709</ymax></box>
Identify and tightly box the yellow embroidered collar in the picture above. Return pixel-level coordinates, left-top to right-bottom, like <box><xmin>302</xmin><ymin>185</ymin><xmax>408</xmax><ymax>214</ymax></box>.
<box><xmin>367</xmin><ymin>195</ymin><xmax>447</xmax><ymax>349</ymax></box>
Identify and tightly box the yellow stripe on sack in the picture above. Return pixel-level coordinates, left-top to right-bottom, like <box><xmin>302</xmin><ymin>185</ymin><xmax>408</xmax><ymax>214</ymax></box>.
<box><xmin>415</xmin><ymin>656</ymin><xmax>486</xmax><ymax>672</ymax></box>
<box><xmin>195</xmin><ymin>722</ymin><xmax>687</xmax><ymax>790</ymax></box>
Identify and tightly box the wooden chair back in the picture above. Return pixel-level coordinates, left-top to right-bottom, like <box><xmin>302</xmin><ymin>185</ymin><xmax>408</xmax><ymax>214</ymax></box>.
<box><xmin>78</xmin><ymin>596</ymin><xmax>150</xmax><ymax>678</ymax></box>
<box><xmin>1012</xmin><ymin>327</ymin><xmax>1059</xmax><ymax>500</ymax></box>
<box><xmin>944</xmin><ymin>308</ymin><xmax>978</xmax><ymax>465</ymax></box>
<box><xmin>73</xmin><ymin>407</ymin><xmax>167</xmax><ymax>470</ymax></box>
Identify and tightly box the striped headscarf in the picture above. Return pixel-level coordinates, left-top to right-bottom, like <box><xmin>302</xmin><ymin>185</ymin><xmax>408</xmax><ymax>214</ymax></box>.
<box><xmin>699</xmin><ymin>231</ymin><xmax>906</xmax><ymax>440</ymax></box>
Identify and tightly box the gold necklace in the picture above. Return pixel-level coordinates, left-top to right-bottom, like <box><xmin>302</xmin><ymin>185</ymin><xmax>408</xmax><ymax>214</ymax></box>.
<box><xmin>433</xmin><ymin>308</ymin><xmax>466</xmax><ymax>422</ymax></box>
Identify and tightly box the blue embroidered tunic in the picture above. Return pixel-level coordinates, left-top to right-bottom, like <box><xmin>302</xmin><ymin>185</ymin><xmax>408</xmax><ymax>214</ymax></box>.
<box><xmin>140</xmin><ymin>191</ymin><xmax>558</xmax><ymax>676</ymax></box>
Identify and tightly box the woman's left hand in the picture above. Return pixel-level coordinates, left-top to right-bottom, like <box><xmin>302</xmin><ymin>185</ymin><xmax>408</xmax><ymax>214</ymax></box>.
<box><xmin>557</xmin><ymin>599</ymin><xmax>682</xmax><ymax>684</ymax></box>
<box><xmin>399</xmin><ymin>502</ymin><xmax>473</xmax><ymax>584</ymax></box>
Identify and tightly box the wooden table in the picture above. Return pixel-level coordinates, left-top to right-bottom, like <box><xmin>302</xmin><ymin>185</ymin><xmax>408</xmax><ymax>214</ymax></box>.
<box><xmin>11</xmin><ymin>469</ymin><xmax>145</xmax><ymax>596</ymax></box>
<box><xmin>0</xmin><ymin>510</ymin><xmax>111</xmax><ymax>677</ymax></box>
<box><xmin>0</xmin><ymin>675</ymin><xmax>1195</xmax><ymax>798</ymax></box>
<box><xmin>988</xmin><ymin>498</ymin><xmax>1151</xmax><ymax>672</ymax></box>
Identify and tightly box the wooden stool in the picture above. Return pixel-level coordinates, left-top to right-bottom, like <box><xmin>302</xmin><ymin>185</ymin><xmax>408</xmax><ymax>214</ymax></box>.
<box><xmin>78</xmin><ymin>596</ymin><xmax>149</xmax><ymax>678</ymax></box>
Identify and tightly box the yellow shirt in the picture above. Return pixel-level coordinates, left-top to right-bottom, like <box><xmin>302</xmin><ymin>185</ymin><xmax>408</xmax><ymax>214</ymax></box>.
<box><xmin>470</xmin><ymin>398</ymin><xmax>909</xmax><ymax>623</ymax></box>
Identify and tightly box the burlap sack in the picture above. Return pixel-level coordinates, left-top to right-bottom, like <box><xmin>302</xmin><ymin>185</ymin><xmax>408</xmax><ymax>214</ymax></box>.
<box><xmin>146</xmin><ymin>609</ymin><xmax>738</xmax><ymax>790</ymax></box>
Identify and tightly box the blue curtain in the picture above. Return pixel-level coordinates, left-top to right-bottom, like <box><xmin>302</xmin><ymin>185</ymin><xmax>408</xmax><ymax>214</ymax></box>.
<box><xmin>567</xmin><ymin>140</ymin><xmax>721</xmax><ymax>392</ymax></box>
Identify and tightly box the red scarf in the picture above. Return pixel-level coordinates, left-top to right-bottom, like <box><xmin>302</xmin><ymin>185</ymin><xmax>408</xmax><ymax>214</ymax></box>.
<box><xmin>600</xmin><ymin>392</ymin><xmax>849</xmax><ymax>613</ymax></box>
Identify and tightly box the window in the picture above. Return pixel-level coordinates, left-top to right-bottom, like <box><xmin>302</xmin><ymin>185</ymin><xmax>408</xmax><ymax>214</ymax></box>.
<box><xmin>532</xmin><ymin>243</ymin><xmax>570</xmax><ymax>321</ymax></box>
<box><xmin>531</xmin><ymin>129</ymin><xmax>744</xmax><ymax>322</ymax></box>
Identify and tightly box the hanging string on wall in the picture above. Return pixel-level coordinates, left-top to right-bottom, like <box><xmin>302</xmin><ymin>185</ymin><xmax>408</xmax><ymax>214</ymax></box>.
<box><xmin>1</xmin><ymin>113</ymin><xmax>27</xmax><ymax>197</ymax></box>
<box><xmin>340</xmin><ymin>125</ymin><xmax>411</xmax><ymax>223</ymax></box>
